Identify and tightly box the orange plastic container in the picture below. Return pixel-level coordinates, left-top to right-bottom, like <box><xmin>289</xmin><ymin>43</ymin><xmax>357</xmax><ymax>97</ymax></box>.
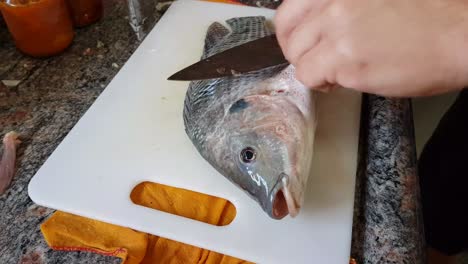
<box><xmin>66</xmin><ymin>0</ymin><xmax>103</xmax><ymax>27</ymax></box>
<box><xmin>0</xmin><ymin>0</ymin><xmax>74</xmax><ymax>57</ymax></box>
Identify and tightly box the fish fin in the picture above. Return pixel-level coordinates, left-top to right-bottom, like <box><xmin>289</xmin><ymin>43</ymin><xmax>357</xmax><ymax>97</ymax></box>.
<box><xmin>225</xmin><ymin>16</ymin><xmax>272</xmax><ymax>36</ymax></box>
<box><xmin>202</xmin><ymin>22</ymin><xmax>230</xmax><ymax>59</ymax></box>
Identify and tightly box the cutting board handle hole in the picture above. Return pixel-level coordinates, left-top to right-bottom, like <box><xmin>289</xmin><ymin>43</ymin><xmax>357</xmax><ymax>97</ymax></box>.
<box><xmin>130</xmin><ymin>181</ymin><xmax>236</xmax><ymax>226</ymax></box>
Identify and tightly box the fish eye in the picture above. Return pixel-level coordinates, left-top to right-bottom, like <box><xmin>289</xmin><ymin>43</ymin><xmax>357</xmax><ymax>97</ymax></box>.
<box><xmin>240</xmin><ymin>147</ymin><xmax>256</xmax><ymax>163</ymax></box>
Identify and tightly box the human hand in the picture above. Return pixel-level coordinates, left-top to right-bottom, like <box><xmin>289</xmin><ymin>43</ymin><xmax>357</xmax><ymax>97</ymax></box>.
<box><xmin>274</xmin><ymin>0</ymin><xmax>468</xmax><ymax>97</ymax></box>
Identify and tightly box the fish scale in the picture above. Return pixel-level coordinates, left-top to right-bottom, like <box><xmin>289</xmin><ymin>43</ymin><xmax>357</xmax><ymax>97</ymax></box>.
<box><xmin>184</xmin><ymin>16</ymin><xmax>281</xmax><ymax>147</ymax></box>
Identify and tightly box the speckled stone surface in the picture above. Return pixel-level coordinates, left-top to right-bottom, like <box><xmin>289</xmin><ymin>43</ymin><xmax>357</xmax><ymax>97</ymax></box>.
<box><xmin>0</xmin><ymin>1</ymin><xmax>166</xmax><ymax>263</ymax></box>
<box><xmin>0</xmin><ymin>1</ymin><xmax>429</xmax><ymax>264</ymax></box>
<box><xmin>351</xmin><ymin>95</ymin><xmax>426</xmax><ymax>264</ymax></box>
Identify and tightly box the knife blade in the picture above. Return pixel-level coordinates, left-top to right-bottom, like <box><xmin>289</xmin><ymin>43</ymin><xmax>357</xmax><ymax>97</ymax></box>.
<box><xmin>167</xmin><ymin>34</ymin><xmax>288</xmax><ymax>81</ymax></box>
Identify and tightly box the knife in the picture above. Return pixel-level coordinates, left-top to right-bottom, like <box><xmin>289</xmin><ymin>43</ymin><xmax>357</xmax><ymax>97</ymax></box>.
<box><xmin>167</xmin><ymin>34</ymin><xmax>288</xmax><ymax>81</ymax></box>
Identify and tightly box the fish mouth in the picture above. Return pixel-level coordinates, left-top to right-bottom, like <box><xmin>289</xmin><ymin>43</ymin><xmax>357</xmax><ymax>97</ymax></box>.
<box><xmin>271</xmin><ymin>174</ymin><xmax>300</xmax><ymax>219</ymax></box>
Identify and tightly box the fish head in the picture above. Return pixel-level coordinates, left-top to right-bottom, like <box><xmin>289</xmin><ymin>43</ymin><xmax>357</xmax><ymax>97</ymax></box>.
<box><xmin>211</xmin><ymin>90</ymin><xmax>313</xmax><ymax>220</ymax></box>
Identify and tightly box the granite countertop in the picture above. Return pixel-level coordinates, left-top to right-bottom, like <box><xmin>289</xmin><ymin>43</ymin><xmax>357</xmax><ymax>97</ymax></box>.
<box><xmin>0</xmin><ymin>1</ymin><xmax>425</xmax><ymax>263</ymax></box>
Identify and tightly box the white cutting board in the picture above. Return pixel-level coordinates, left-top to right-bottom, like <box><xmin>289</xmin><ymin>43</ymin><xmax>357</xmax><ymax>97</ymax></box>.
<box><xmin>28</xmin><ymin>1</ymin><xmax>362</xmax><ymax>263</ymax></box>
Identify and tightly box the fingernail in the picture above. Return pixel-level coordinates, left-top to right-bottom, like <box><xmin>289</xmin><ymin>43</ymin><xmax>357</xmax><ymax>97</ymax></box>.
<box><xmin>313</xmin><ymin>84</ymin><xmax>335</xmax><ymax>93</ymax></box>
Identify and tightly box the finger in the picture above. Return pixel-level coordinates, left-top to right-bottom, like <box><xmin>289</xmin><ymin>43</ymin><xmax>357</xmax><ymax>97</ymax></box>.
<box><xmin>294</xmin><ymin>40</ymin><xmax>339</xmax><ymax>89</ymax></box>
<box><xmin>335</xmin><ymin>61</ymin><xmax>372</xmax><ymax>93</ymax></box>
<box><xmin>282</xmin><ymin>10</ymin><xmax>325</xmax><ymax>65</ymax></box>
<box><xmin>312</xmin><ymin>84</ymin><xmax>334</xmax><ymax>93</ymax></box>
<box><xmin>314</xmin><ymin>83</ymin><xmax>340</xmax><ymax>93</ymax></box>
<box><xmin>274</xmin><ymin>0</ymin><xmax>320</xmax><ymax>50</ymax></box>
